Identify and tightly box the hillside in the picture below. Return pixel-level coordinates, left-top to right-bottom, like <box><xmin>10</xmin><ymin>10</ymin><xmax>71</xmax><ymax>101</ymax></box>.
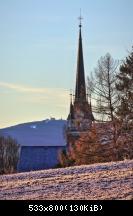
<box><xmin>0</xmin><ymin>119</ymin><xmax>66</xmax><ymax>146</ymax></box>
<box><xmin>0</xmin><ymin>160</ymin><xmax>133</xmax><ymax>200</ymax></box>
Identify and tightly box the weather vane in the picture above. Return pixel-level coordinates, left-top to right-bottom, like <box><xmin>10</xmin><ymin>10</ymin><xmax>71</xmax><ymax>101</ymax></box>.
<box><xmin>78</xmin><ymin>9</ymin><xmax>83</xmax><ymax>28</ymax></box>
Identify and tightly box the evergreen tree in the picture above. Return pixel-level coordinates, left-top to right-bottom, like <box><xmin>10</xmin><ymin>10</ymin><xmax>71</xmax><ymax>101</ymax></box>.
<box><xmin>73</xmin><ymin>126</ymin><xmax>102</xmax><ymax>165</ymax></box>
<box><xmin>115</xmin><ymin>48</ymin><xmax>133</xmax><ymax>160</ymax></box>
<box><xmin>116</xmin><ymin>48</ymin><xmax>133</xmax><ymax>123</ymax></box>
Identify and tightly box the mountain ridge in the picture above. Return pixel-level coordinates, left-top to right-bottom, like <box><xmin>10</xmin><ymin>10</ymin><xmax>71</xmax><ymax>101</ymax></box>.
<box><xmin>0</xmin><ymin>119</ymin><xmax>67</xmax><ymax>146</ymax></box>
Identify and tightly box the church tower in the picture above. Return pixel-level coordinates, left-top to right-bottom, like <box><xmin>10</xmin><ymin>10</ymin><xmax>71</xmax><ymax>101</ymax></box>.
<box><xmin>67</xmin><ymin>17</ymin><xmax>94</xmax><ymax>135</ymax></box>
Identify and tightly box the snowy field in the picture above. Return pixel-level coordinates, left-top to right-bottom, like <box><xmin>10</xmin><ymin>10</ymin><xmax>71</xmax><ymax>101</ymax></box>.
<box><xmin>0</xmin><ymin>160</ymin><xmax>133</xmax><ymax>200</ymax></box>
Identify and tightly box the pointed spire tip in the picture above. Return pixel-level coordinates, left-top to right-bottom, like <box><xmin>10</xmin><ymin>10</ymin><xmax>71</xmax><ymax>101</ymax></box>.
<box><xmin>78</xmin><ymin>9</ymin><xmax>83</xmax><ymax>28</ymax></box>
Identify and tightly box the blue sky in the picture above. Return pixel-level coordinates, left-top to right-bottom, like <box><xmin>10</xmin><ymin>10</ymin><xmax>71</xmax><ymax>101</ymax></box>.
<box><xmin>0</xmin><ymin>0</ymin><xmax>132</xmax><ymax>128</ymax></box>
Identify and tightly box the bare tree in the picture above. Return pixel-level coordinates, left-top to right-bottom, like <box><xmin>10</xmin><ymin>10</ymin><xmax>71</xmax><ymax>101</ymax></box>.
<box><xmin>0</xmin><ymin>136</ymin><xmax>20</xmax><ymax>174</ymax></box>
<box><xmin>0</xmin><ymin>136</ymin><xmax>4</xmax><ymax>174</ymax></box>
<box><xmin>87</xmin><ymin>53</ymin><xmax>119</xmax><ymax>144</ymax></box>
<box><xmin>88</xmin><ymin>53</ymin><xmax>119</xmax><ymax>121</ymax></box>
<box><xmin>87</xmin><ymin>73</ymin><xmax>95</xmax><ymax>103</ymax></box>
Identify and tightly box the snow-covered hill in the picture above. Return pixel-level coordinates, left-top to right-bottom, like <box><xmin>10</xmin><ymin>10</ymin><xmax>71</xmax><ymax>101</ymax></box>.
<box><xmin>0</xmin><ymin>119</ymin><xmax>67</xmax><ymax>146</ymax></box>
<box><xmin>0</xmin><ymin>160</ymin><xmax>132</xmax><ymax>200</ymax></box>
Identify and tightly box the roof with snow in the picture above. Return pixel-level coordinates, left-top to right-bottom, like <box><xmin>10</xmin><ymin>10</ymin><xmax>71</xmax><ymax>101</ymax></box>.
<box><xmin>0</xmin><ymin>119</ymin><xmax>67</xmax><ymax>147</ymax></box>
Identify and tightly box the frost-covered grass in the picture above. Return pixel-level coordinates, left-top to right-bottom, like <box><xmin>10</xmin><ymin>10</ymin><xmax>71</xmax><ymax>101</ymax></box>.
<box><xmin>0</xmin><ymin>160</ymin><xmax>133</xmax><ymax>200</ymax></box>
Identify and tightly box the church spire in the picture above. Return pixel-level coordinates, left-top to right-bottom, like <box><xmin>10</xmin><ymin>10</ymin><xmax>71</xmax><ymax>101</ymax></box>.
<box><xmin>75</xmin><ymin>14</ymin><xmax>86</xmax><ymax>102</ymax></box>
<box><xmin>66</xmin><ymin>17</ymin><xmax>94</xmax><ymax>136</ymax></box>
<box><xmin>67</xmin><ymin>90</ymin><xmax>74</xmax><ymax>120</ymax></box>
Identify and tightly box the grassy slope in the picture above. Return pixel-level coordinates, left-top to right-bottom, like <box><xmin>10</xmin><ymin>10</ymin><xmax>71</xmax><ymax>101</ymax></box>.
<box><xmin>0</xmin><ymin>160</ymin><xmax>133</xmax><ymax>200</ymax></box>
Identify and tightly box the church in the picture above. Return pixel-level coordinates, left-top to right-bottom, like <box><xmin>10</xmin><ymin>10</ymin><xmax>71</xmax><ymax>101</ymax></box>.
<box><xmin>0</xmin><ymin>19</ymin><xmax>94</xmax><ymax>172</ymax></box>
<box><xmin>67</xmin><ymin>17</ymin><xmax>94</xmax><ymax>136</ymax></box>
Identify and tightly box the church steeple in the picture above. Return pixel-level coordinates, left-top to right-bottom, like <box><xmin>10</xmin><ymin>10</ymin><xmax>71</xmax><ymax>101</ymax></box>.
<box><xmin>67</xmin><ymin>17</ymin><xmax>94</xmax><ymax>136</ymax></box>
<box><xmin>75</xmin><ymin>16</ymin><xmax>86</xmax><ymax>102</ymax></box>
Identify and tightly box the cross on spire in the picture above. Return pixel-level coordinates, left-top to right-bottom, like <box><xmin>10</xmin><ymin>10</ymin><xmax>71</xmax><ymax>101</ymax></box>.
<box><xmin>78</xmin><ymin>9</ymin><xmax>83</xmax><ymax>28</ymax></box>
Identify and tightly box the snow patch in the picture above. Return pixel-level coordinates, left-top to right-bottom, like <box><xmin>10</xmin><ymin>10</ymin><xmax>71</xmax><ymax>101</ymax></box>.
<box><xmin>30</xmin><ymin>125</ymin><xmax>37</xmax><ymax>129</ymax></box>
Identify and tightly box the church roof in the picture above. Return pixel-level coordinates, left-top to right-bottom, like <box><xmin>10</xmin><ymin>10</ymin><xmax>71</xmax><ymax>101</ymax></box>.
<box><xmin>0</xmin><ymin>119</ymin><xmax>67</xmax><ymax>147</ymax></box>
